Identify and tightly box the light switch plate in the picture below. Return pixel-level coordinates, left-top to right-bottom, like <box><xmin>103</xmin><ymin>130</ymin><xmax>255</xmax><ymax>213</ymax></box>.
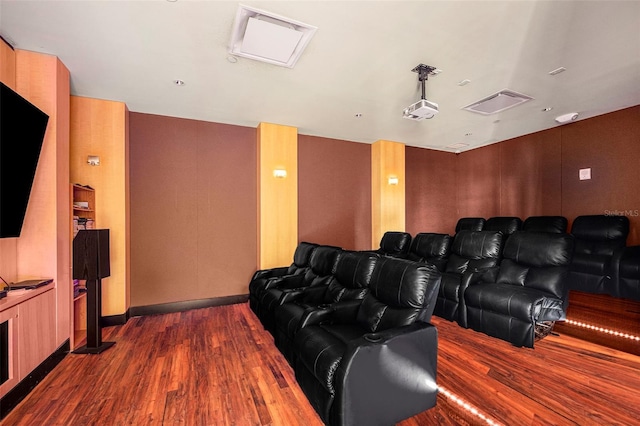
<box><xmin>579</xmin><ymin>168</ymin><xmax>591</xmax><ymax>180</ymax></box>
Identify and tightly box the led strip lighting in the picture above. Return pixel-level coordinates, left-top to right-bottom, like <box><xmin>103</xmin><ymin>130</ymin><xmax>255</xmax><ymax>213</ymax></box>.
<box><xmin>438</xmin><ymin>385</ymin><xmax>503</xmax><ymax>426</ymax></box>
<box><xmin>565</xmin><ymin>319</ymin><xmax>640</xmax><ymax>341</ymax></box>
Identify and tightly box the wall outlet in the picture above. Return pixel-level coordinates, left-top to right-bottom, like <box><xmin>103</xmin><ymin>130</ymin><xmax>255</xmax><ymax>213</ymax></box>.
<box><xmin>579</xmin><ymin>168</ymin><xmax>591</xmax><ymax>180</ymax></box>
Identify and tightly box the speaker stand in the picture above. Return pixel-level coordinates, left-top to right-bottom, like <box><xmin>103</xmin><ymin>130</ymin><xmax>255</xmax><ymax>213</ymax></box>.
<box><xmin>73</xmin><ymin>279</ymin><xmax>115</xmax><ymax>354</ymax></box>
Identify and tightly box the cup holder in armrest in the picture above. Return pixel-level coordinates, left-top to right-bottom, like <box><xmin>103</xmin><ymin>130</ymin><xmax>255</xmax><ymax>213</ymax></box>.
<box><xmin>364</xmin><ymin>333</ymin><xmax>382</xmax><ymax>343</ymax></box>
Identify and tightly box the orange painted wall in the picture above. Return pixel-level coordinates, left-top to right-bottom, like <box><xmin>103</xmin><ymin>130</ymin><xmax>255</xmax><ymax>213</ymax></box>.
<box><xmin>129</xmin><ymin>113</ymin><xmax>258</xmax><ymax>307</ymax></box>
<box><xmin>298</xmin><ymin>135</ymin><xmax>371</xmax><ymax>250</ymax></box>
<box><xmin>499</xmin><ymin>128</ymin><xmax>562</xmax><ymax>218</ymax></box>
<box><xmin>405</xmin><ymin>147</ymin><xmax>458</xmax><ymax>235</ymax></box>
<box><xmin>452</xmin><ymin>105</ymin><xmax>639</xmax><ymax>245</ymax></box>
<box><xmin>561</xmin><ymin>106</ymin><xmax>640</xmax><ymax>245</ymax></box>
<box><xmin>456</xmin><ymin>143</ymin><xmax>501</xmax><ymax>225</ymax></box>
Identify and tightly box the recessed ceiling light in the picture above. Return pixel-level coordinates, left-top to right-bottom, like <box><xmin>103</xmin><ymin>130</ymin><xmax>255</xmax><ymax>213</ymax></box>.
<box><xmin>458</xmin><ymin>79</ymin><xmax>471</xmax><ymax>86</ymax></box>
<box><xmin>548</xmin><ymin>67</ymin><xmax>566</xmax><ymax>76</ymax></box>
<box><xmin>542</xmin><ymin>107</ymin><xmax>553</xmax><ymax>112</ymax></box>
<box><xmin>227</xmin><ymin>55</ymin><xmax>238</xmax><ymax>63</ymax></box>
<box><xmin>173</xmin><ymin>79</ymin><xmax>185</xmax><ymax>86</ymax></box>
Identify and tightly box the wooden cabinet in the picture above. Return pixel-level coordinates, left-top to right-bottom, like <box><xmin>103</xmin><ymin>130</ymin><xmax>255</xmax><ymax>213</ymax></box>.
<box><xmin>71</xmin><ymin>183</ymin><xmax>95</xmax><ymax>348</ymax></box>
<box><xmin>0</xmin><ymin>286</ymin><xmax>55</xmax><ymax>399</ymax></box>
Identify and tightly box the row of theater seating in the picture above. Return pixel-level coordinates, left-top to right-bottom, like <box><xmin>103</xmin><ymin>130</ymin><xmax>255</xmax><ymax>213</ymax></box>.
<box><xmin>249</xmin><ymin>244</ymin><xmax>441</xmax><ymax>425</ymax></box>
<box><xmin>371</xmin><ymin>222</ymin><xmax>575</xmax><ymax>347</ymax></box>
<box><xmin>246</xmin><ymin>215</ymin><xmax>637</xmax><ymax>424</ymax></box>
<box><xmin>374</xmin><ymin>214</ymin><xmax>639</xmax><ymax>302</ymax></box>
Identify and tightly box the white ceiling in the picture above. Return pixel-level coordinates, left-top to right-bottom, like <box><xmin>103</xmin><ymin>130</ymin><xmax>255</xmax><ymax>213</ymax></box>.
<box><xmin>1</xmin><ymin>0</ymin><xmax>639</xmax><ymax>152</ymax></box>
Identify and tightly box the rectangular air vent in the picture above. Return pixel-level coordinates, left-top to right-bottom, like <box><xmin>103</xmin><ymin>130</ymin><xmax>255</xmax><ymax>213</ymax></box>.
<box><xmin>228</xmin><ymin>5</ymin><xmax>317</xmax><ymax>68</ymax></box>
<box><xmin>462</xmin><ymin>89</ymin><xmax>533</xmax><ymax>115</ymax></box>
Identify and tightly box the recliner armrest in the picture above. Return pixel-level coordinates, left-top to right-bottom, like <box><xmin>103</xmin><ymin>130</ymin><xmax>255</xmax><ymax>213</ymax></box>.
<box><xmin>467</xmin><ymin>266</ymin><xmax>499</xmax><ymax>285</ymax></box>
<box><xmin>279</xmin><ymin>285</ymin><xmax>326</xmax><ymax>305</ymax></box>
<box><xmin>331</xmin><ymin>322</ymin><xmax>438</xmax><ymax>426</ymax></box>
<box><xmin>298</xmin><ymin>299</ymin><xmax>362</xmax><ymax>330</ymax></box>
<box><xmin>264</xmin><ymin>273</ymin><xmax>305</xmax><ymax>291</ymax></box>
<box><xmin>252</xmin><ymin>266</ymin><xmax>289</xmax><ymax>281</ymax></box>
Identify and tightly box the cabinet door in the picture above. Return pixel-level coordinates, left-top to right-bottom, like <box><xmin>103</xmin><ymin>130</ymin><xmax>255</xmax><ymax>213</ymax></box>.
<box><xmin>18</xmin><ymin>290</ymin><xmax>56</xmax><ymax>378</ymax></box>
<box><xmin>0</xmin><ymin>305</ymin><xmax>19</xmax><ymax>398</ymax></box>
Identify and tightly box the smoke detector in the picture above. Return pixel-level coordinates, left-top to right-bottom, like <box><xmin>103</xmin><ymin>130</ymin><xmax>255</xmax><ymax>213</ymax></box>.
<box><xmin>555</xmin><ymin>112</ymin><xmax>579</xmax><ymax>124</ymax></box>
<box><xmin>403</xmin><ymin>64</ymin><xmax>439</xmax><ymax>121</ymax></box>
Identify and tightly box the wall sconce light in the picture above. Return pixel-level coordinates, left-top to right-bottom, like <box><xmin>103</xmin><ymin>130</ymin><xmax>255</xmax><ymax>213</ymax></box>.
<box><xmin>273</xmin><ymin>168</ymin><xmax>287</xmax><ymax>178</ymax></box>
<box><xmin>388</xmin><ymin>176</ymin><xmax>399</xmax><ymax>185</ymax></box>
<box><xmin>87</xmin><ymin>155</ymin><xmax>100</xmax><ymax>166</ymax></box>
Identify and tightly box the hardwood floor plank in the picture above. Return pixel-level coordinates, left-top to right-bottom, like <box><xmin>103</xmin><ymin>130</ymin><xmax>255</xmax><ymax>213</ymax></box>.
<box><xmin>3</xmin><ymin>302</ymin><xmax>640</xmax><ymax>426</ymax></box>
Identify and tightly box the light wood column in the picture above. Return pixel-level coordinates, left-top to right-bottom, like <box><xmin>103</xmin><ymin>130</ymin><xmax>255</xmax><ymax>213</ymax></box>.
<box><xmin>70</xmin><ymin>96</ymin><xmax>130</xmax><ymax>319</ymax></box>
<box><xmin>371</xmin><ymin>140</ymin><xmax>406</xmax><ymax>248</ymax></box>
<box><xmin>257</xmin><ymin>122</ymin><xmax>298</xmax><ymax>269</ymax></box>
<box><xmin>0</xmin><ymin>39</ymin><xmax>17</xmax><ymax>280</ymax></box>
<box><xmin>15</xmin><ymin>49</ymin><xmax>71</xmax><ymax>348</ymax></box>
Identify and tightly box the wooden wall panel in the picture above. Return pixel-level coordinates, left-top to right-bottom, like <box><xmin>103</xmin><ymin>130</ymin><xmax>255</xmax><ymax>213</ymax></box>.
<box><xmin>0</xmin><ymin>41</ymin><xmax>18</xmax><ymax>280</ymax></box>
<box><xmin>258</xmin><ymin>123</ymin><xmax>298</xmax><ymax>269</ymax></box>
<box><xmin>561</xmin><ymin>106</ymin><xmax>640</xmax><ymax>244</ymax></box>
<box><xmin>499</xmin><ymin>128</ymin><xmax>562</xmax><ymax>218</ymax></box>
<box><xmin>0</xmin><ymin>38</ymin><xmax>16</xmax><ymax>89</ymax></box>
<box><xmin>405</xmin><ymin>147</ymin><xmax>458</xmax><ymax>235</ymax></box>
<box><xmin>15</xmin><ymin>50</ymin><xmax>71</xmax><ymax>347</ymax></box>
<box><xmin>129</xmin><ymin>113</ymin><xmax>257</xmax><ymax>307</ymax></box>
<box><xmin>70</xmin><ymin>96</ymin><xmax>129</xmax><ymax>316</ymax></box>
<box><xmin>456</xmin><ymin>143</ymin><xmax>501</xmax><ymax>222</ymax></box>
<box><xmin>371</xmin><ymin>140</ymin><xmax>405</xmax><ymax>248</ymax></box>
<box><xmin>298</xmin><ymin>135</ymin><xmax>371</xmax><ymax>251</ymax></box>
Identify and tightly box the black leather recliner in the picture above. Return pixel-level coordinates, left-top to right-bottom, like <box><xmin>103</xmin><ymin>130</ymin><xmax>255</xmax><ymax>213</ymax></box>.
<box><xmin>465</xmin><ymin>231</ymin><xmax>575</xmax><ymax>348</ymax></box>
<box><xmin>522</xmin><ymin>216</ymin><xmax>568</xmax><ymax>233</ymax></box>
<box><xmin>273</xmin><ymin>251</ymin><xmax>378</xmax><ymax>366</ymax></box>
<box><xmin>433</xmin><ymin>230</ymin><xmax>503</xmax><ymax>327</ymax></box>
<box><xmin>567</xmin><ymin>215</ymin><xmax>629</xmax><ymax>295</ymax></box>
<box><xmin>248</xmin><ymin>242</ymin><xmax>318</xmax><ymax>316</ymax></box>
<box><xmin>484</xmin><ymin>216</ymin><xmax>522</xmax><ymax>241</ymax></box>
<box><xmin>455</xmin><ymin>217</ymin><xmax>485</xmax><ymax>233</ymax></box>
<box><xmin>405</xmin><ymin>232</ymin><xmax>452</xmax><ymax>271</ymax></box>
<box><xmin>292</xmin><ymin>257</ymin><xmax>441</xmax><ymax>426</ymax></box>
<box><xmin>256</xmin><ymin>245</ymin><xmax>342</xmax><ymax>333</ymax></box>
<box><xmin>371</xmin><ymin>231</ymin><xmax>412</xmax><ymax>257</ymax></box>
<box><xmin>613</xmin><ymin>245</ymin><xmax>640</xmax><ymax>301</ymax></box>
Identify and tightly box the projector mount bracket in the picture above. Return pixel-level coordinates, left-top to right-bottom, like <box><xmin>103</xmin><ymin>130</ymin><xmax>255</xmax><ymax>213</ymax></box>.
<box><xmin>412</xmin><ymin>64</ymin><xmax>438</xmax><ymax>100</ymax></box>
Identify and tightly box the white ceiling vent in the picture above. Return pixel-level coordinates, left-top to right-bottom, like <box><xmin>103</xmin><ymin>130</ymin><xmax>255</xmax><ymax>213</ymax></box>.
<box><xmin>228</xmin><ymin>5</ymin><xmax>317</xmax><ymax>68</ymax></box>
<box><xmin>462</xmin><ymin>89</ymin><xmax>533</xmax><ymax>115</ymax></box>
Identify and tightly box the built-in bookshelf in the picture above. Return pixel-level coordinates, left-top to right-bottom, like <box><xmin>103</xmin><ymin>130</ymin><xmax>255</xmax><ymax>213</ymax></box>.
<box><xmin>71</xmin><ymin>183</ymin><xmax>95</xmax><ymax>348</ymax></box>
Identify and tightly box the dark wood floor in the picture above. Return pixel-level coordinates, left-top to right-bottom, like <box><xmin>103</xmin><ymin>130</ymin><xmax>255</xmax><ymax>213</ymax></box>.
<box><xmin>3</xmin><ymin>302</ymin><xmax>640</xmax><ymax>425</ymax></box>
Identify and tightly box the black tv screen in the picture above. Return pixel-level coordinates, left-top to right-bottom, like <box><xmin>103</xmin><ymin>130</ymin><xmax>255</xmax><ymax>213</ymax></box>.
<box><xmin>0</xmin><ymin>82</ymin><xmax>49</xmax><ymax>238</ymax></box>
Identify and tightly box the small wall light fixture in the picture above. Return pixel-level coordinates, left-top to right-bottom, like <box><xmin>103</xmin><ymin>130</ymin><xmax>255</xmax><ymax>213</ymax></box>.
<box><xmin>388</xmin><ymin>176</ymin><xmax>399</xmax><ymax>185</ymax></box>
<box><xmin>87</xmin><ymin>155</ymin><xmax>100</xmax><ymax>166</ymax></box>
<box><xmin>273</xmin><ymin>168</ymin><xmax>287</xmax><ymax>178</ymax></box>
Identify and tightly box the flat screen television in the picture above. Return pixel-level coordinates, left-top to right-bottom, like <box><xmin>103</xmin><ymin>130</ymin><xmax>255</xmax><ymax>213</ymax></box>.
<box><xmin>0</xmin><ymin>81</ymin><xmax>49</xmax><ymax>238</ymax></box>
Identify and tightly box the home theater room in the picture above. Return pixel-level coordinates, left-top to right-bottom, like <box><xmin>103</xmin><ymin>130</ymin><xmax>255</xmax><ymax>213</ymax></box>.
<box><xmin>1</xmin><ymin>1</ymin><xmax>639</xmax><ymax>425</ymax></box>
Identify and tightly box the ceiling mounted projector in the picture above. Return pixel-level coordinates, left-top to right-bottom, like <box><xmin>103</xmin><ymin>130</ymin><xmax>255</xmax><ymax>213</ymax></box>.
<box><xmin>403</xmin><ymin>64</ymin><xmax>439</xmax><ymax>121</ymax></box>
<box><xmin>403</xmin><ymin>99</ymin><xmax>439</xmax><ymax>120</ymax></box>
